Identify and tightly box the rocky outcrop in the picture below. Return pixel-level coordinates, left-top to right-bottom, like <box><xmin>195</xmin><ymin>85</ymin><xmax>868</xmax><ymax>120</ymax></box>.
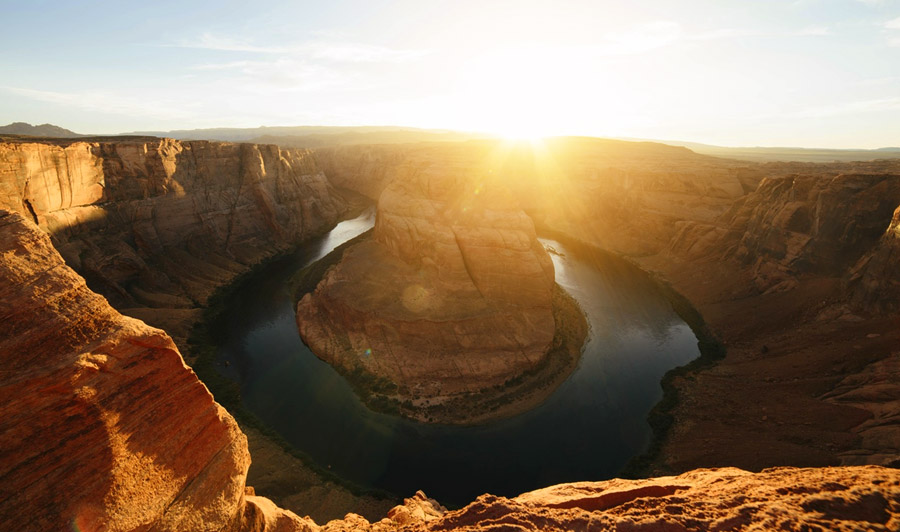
<box><xmin>323</xmin><ymin>466</ymin><xmax>900</xmax><ymax>531</ymax></box>
<box><xmin>0</xmin><ymin>137</ymin><xmax>345</xmax><ymax>348</ymax></box>
<box><xmin>297</xmin><ymin>163</ymin><xmax>562</xmax><ymax>407</ymax></box>
<box><xmin>0</xmin><ymin>210</ymin><xmax>314</xmax><ymax>532</ymax></box>
<box><xmin>849</xmin><ymin>204</ymin><xmax>900</xmax><ymax>313</ymax></box>
<box><xmin>718</xmin><ymin>174</ymin><xmax>900</xmax><ymax>294</ymax></box>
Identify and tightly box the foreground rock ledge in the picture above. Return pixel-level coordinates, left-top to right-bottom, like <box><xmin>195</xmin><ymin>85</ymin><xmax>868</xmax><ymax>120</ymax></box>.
<box><xmin>325</xmin><ymin>466</ymin><xmax>900</xmax><ymax>531</ymax></box>
<box><xmin>297</xmin><ymin>164</ymin><xmax>576</xmax><ymax>419</ymax></box>
<box><xmin>0</xmin><ymin>210</ymin><xmax>314</xmax><ymax>531</ymax></box>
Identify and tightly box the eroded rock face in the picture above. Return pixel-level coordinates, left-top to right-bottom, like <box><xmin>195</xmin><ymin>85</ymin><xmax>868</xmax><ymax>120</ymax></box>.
<box><xmin>850</xmin><ymin>205</ymin><xmax>900</xmax><ymax>313</ymax></box>
<box><xmin>297</xmin><ymin>164</ymin><xmax>557</xmax><ymax>399</ymax></box>
<box><xmin>0</xmin><ymin>210</ymin><xmax>314</xmax><ymax>532</ymax></box>
<box><xmin>0</xmin><ymin>137</ymin><xmax>345</xmax><ymax>348</ymax></box>
<box><xmin>719</xmin><ymin>174</ymin><xmax>900</xmax><ymax>294</ymax></box>
<box><xmin>324</xmin><ymin>466</ymin><xmax>900</xmax><ymax>531</ymax></box>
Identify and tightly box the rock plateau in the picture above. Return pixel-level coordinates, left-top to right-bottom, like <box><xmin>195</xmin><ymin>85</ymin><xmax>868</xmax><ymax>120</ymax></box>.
<box><xmin>297</xmin><ymin>162</ymin><xmax>573</xmax><ymax>414</ymax></box>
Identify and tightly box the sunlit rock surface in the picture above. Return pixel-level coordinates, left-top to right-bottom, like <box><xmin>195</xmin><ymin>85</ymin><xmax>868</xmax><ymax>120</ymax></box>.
<box><xmin>0</xmin><ymin>210</ymin><xmax>315</xmax><ymax>532</ymax></box>
<box><xmin>323</xmin><ymin>466</ymin><xmax>900</xmax><ymax>531</ymax></box>
<box><xmin>719</xmin><ymin>173</ymin><xmax>900</xmax><ymax>294</ymax></box>
<box><xmin>297</xmin><ymin>163</ymin><xmax>557</xmax><ymax>399</ymax></box>
<box><xmin>850</xmin><ymin>204</ymin><xmax>900</xmax><ymax>313</ymax></box>
<box><xmin>0</xmin><ymin>137</ymin><xmax>344</xmax><ymax>349</ymax></box>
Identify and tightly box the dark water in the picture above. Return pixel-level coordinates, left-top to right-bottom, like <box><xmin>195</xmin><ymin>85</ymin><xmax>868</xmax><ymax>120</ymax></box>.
<box><xmin>214</xmin><ymin>210</ymin><xmax>700</xmax><ymax>506</ymax></box>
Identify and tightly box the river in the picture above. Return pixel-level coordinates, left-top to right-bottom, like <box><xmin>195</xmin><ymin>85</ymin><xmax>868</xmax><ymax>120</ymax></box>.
<box><xmin>214</xmin><ymin>209</ymin><xmax>700</xmax><ymax>506</ymax></box>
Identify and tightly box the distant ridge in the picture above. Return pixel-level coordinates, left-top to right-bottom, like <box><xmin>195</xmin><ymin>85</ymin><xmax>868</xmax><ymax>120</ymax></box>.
<box><xmin>122</xmin><ymin>125</ymin><xmax>491</xmax><ymax>145</ymax></box>
<box><xmin>618</xmin><ymin>137</ymin><xmax>900</xmax><ymax>163</ymax></box>
<box><xmin>0</xmin><ymin>122</ymin><xmax>81</xmax><ymax>138</ymax></box>
<box><xmin>3</xmin><ymin>121</ymin><xmax>897</xmax><ymax>163</ymax></box>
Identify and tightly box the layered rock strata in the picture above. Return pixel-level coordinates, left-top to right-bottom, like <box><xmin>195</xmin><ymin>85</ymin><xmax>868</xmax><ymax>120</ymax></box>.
<box><xmin>722</xmin><ymin>173</ymin><xmax>900</xmax><ymax>294</ymax></box>
<box><xmin>322</xmin><ymin>466</ymin><xmax>900</xmax><ymax>531</ymax></box>
<box><xmin>0</xmin><ymin>137</ymin><xmax>344</xmax><ymax>349</ymax></box>
<box><xmin>297</xmin><ymin>163</ymin><xmax>559</xmax><ymax>404</ymax></box>
<box><xmin>635</xmin><ymin>171</ymin><xmax>900</xmax><ymax>473</ymax></box>
<box><xmin>0</xmin><ymin>210</ymin><xmax>314</xmax><ymax>532</ymax></box>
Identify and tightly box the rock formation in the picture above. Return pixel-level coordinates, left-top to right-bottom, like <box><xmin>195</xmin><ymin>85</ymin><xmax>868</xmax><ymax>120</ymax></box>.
<box><xmin>0</xmin><ymin>137</ymin><xmax>344</xmax><ymax>349</ymax></box>
<box><xmin>849</xmin><ymin>204</ymin><xmax>900</xmax><ymax>313</ymax></box>
<box><xmin>720</xmin><ymin>173</ymin><xmax>900</xmax><ymax>293</ymax></box>
<box><xmin>297</xmin><ymin>162</ymin><xmax>565</xmax><ymax>411</ymax></box>
<box><xmin>634</xmin><ymin>169</ymin><xmax>900</xmax><ymax>474</ymax></box>
<box><xmin>0</xmin><ymin>210</ymin><xmax>314</xmax><ymax>532</ymax></box>
<box><xmin>320</xmin><ymin>466</ymin><xmax>900</xmax><ymax>531</ymax></box>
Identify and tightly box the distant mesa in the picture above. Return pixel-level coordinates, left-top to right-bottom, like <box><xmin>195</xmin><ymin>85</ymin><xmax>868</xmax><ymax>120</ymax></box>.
<box><xmin>0</xmin><ymin>121</ymin><xmax>81</xmax><ymax>138</ymax></box>
<box><xmin>296</xmin><ymin>162</ymin><xmax>586</xmax><ymax>423</ymax></box>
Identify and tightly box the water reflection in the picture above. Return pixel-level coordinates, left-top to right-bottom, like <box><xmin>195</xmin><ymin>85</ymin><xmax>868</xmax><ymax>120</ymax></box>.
<box><xmin>214</xmin><ymin>210</ymin><xmax>699</xmax><ymax>506</ymax></box>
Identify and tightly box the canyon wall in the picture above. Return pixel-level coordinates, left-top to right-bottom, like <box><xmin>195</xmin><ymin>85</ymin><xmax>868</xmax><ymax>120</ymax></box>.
<box><xmin>668</xmin><ymin>172</ymin><xmax>900</xmax><ymax>295</ymax></box>
<box><xmin>850</xmin><ymin>204</ymin><xmax>900</xmax><ymax>313</ymax></box>
<box><xmin>0</xmin><ymin>137</ymin><xmax>345</xmax><ymax>348</ymax></box>
<box><xmin>0</xmin><ymin>210</ymin><xmax>314</xmax><ymax>532</ymax></box>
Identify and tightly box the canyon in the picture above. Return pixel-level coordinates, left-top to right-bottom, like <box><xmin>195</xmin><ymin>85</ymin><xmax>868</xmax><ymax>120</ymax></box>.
<box><xmin>1</xmin><ymin>135</ymin><xmax>899</xmax><ymax>529</ymax></box>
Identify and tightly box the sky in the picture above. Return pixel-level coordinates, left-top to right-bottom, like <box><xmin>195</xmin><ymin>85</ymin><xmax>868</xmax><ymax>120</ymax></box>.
<box><xmin>1</xmin><ymin>0</ymin><xmax>899</xmax><ymax>148</ymax></box>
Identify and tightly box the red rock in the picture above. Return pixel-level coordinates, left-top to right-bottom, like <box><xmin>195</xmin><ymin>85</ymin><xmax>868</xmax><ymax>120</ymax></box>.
<box><xmin>325</xmin><ymin>466</ymin><xmax>900</xmax><ymax>531</ymax></box>
<box><xmin>0</xmin><ymin>210</ymin><xmax>311</xmax><ymax>532</ymax></box>
<box><xmin>297</xmin><ymin>164</ymin><xmax>557</xmax><ymax>401</ymax></box>
<box><xmin>0</xmin><ymin>137</ymin><xmax>345</xmax><ymax>349</ymax></box>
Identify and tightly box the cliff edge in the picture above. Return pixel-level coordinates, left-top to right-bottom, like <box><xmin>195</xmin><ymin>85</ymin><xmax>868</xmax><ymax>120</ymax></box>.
<box><xmin>0</xmin><ymin>210</ymin><xmax>315</xmax><ymax>531</ymax></box>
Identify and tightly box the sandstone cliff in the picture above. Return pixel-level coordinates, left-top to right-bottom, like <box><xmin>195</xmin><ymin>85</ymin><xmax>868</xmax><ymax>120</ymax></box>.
<box><xmin>635</xmin><ymin>169</ymin><xmax>900</xmax><ymax>474</ymax></box>
<box><xmin>849</xmin><ymin>204</ymin><xmax>900</xmax><ymax>313</ymax></box>
<box><xmin>0</xmin><ymin>137</ymin><xmax>345</xmax><ymax>349</ymax></box>
<box><xmin>720</xmin><ymin>173</ymin><xmax>900</xmax><ymax>294</ymax></box>
<box><xmin>321</xmin><ymin>466</ymin><xmax>900</xmax><ymax>531</ymax></box>
<box><xmin>297</xmin><ymin>162</ymin><xmax>573</xmax><ymax>418</ymax></box>
<box><xmin>0</xmin><ymin>210</ymin><xmax>314</xmax><ymax>532</ymax></box>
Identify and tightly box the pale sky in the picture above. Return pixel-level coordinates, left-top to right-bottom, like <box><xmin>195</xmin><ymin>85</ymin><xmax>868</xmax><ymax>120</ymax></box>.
<box><xmin>2</xmin><ymin>0</ymin><xmax>899</xmax><ymax>147</ymax></box>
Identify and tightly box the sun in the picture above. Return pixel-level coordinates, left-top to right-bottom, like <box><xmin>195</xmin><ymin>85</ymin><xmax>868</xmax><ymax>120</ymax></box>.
<box><xmin>493</xmin><ymin>125</ymin><xmax>550</xmax><ymax>142</ymax></box>
<box><xmin>453</xmin><ymin>45</ymin><xmax>585</xmax><ymax>141</ymax></box>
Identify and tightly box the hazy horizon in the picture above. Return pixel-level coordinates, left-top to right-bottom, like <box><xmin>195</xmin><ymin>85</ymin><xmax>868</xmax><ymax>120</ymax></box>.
<box><xmin>2</xmin><ymin>0</ymin><xmax>899</xmax><ymax>148</ymax></box>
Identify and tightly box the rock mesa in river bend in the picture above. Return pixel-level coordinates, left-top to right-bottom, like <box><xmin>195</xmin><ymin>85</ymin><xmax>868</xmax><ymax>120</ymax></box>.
<box><xmin>297</xmin><ymin>163</ymin><xmax>559</xmax><ymax>401</ymax></box>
